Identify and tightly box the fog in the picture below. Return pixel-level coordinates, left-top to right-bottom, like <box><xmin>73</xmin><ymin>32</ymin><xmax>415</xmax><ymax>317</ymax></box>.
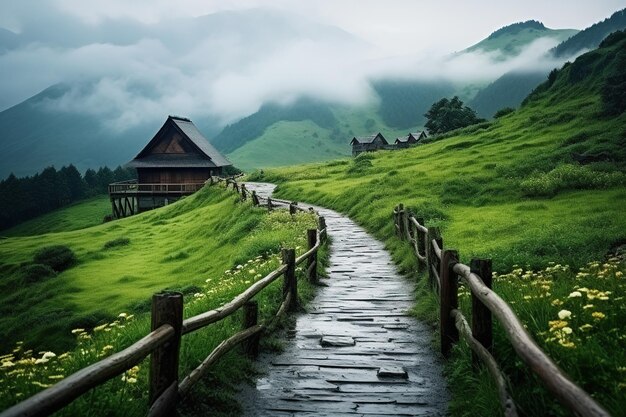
<box><xmin>0</xmin><ymin>1</ymin><xmax>618</xmax><ymax>129</ymax></box>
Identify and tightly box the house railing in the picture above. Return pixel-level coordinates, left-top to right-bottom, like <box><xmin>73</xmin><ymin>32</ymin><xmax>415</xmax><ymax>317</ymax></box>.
<box><xmin>108</xmin><ymin>180</ymin><xmax>206</xmax><ymax>195</ymax></box>
<box><xmin>392</xmin><ymin>204</ymin><xmax>610</xmax><ymax>417</ymax></box>
<box><xmin>0</xmin><ymin>177</ymin><xmax>326</xmax><ymax>417</ymax></box>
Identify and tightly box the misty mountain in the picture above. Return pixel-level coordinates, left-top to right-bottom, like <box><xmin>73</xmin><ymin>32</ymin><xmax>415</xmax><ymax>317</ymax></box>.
<box><xmin>464</xmin><ymin>20</ymin><xmax>577</xmax><ymax>57</ymax></box>
<box><xmin>470</xmin><ymin>9</ymin><xmax>626</xmax><ymax>118</ymax></box>
<box><xmin>551</xmin><ymin>8</ymin><xmax>626</xmax><ymax>57</ymax></box>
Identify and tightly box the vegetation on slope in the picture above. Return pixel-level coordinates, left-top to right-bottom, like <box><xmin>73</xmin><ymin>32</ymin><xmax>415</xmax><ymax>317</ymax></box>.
<box><xmin>248</xmin><ymin>35</ymin><xmax>626</xmax><ymax>415</ymax></box>
<box><xmin>465</xmin><ymin>20</ymin><xmax>577</xmax><ymax>57</ymax></box>
<box><xmin>0</xmin><ymin>184</ymin><xmax>318</xmax><ymax>353</ymax></box>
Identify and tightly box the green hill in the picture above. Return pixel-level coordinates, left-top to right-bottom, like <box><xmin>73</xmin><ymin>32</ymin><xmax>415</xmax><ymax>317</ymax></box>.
<box><xmin>0</xmin><ymin>185</ymin><xmax>317</xmax><ymax>353</ymax></box>
<box><xmin>465</xmin><ymin>20</ymin><xmax>577</xmax><ymax>57</ymax></box>
<box><xmin>250</xmin><ymin>34</ymin><xmax>626</xmax><ymax>416</ymax></box>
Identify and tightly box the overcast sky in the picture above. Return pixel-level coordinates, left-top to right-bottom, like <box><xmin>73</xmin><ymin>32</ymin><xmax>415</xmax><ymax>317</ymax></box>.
<box><xmin>0</xmin><ymin>0</ymin><xmax>623</xmax><ymax>127</ymax></box>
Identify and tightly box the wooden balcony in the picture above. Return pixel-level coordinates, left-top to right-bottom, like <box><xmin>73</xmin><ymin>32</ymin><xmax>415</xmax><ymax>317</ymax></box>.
<box><xmin>108</xmin><ymin>180</ymin><xmax>207</xmax><ymax>218</ymax></box>
<box><xmin>108</xmin><ymin>180</ymin><xmax>206</xmax><ymax>197</ymax></box>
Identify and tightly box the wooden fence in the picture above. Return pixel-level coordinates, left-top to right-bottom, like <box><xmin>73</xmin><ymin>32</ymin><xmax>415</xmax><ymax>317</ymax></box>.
<box><xmin>393</xmin><ymin>204</ymin><xmax>610</xmax><ymax>417</ymax></box>
<box><xmin>0</xmin><ymin>178</ymin><xmax>327</xmax><ymax>417</ymax></box>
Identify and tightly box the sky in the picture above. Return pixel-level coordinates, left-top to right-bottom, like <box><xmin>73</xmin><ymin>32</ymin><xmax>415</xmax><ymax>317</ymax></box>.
<box><xmin>0</xmin><ymin>0</ymin><xmax>623</xmax><ymax>127</ymax></box>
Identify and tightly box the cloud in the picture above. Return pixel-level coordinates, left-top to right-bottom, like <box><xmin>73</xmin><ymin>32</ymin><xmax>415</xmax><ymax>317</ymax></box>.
<box><xmin>0</xmin><ymin>3</ymin><xmax>580</xmax><ymax>131</ymax></box>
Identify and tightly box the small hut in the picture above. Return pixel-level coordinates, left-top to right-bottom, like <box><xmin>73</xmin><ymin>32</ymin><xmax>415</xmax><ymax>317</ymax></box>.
<box><xmin>395</xmin><ymin>131</ymin><xmax>427</xmax><ymax>148</ymax></box>
<box><xmin>108</xmin><ymin>116</ymin><xmax>231</xmax><ymax>217</ymax></box>
<box><xmin>350</xmin><ymin>133</ymin><xmax>389</xmax><ymax>156</ymax></box>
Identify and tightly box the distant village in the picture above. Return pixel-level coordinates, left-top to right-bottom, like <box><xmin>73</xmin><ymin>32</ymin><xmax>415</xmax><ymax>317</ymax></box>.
<box><xmin>350</xmin><ymin>131</ymin><xmax>427</xmax><ymax>156</ymax></box>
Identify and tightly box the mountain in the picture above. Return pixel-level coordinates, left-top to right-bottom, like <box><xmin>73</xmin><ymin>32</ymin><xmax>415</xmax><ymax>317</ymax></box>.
<box><xmin>469</xmin><ymin>9</ymin><xmax>626</xmax><ymax>118</ymax></box>
<box><xmin>470</xmin><ymin>72</ymin><xmax>548</xmax><ymax>117</ymax></box>
<box><xmin>552</xmin><ymin>8</ymin><xmax>626</xmax><ymax>57</ymax></box>
<box><xmin>464</xmin><ymin>20</ymin><xmax>577</xmax><ymax>57</ymax></box>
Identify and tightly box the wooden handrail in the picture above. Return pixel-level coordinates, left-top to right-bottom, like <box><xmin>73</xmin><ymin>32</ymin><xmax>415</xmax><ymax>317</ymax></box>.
<box><xmin>451</xmin><ymin>309</ymin><xmax>518</xmax><ymax>417</ymax></box>
<box><xmin>431</xmin><ymin>238</ymin><xmax>442</xmax><ymax>260</ymax></box>
<box><xmin>453</xmin><ymin>263</ymin><xmax>609</xmax><ymax>417</ymax></box>
<box><xmin>178</xmin><ymin>324</ymin><xmax>264</xmax><ymax>396</ymax></box>
<box><xmin>0</xmin><ymin>324</ymin><xmax>174</xmax><ymax>417</ymax></box>
<box><xmin>182</xmin><ymin>265</ymin><xmax>287</xmax><ymax>334</ymax></box>
<box><xmin>410</xmin><ymin>217</ymin><xmax>428</xmax><ymax>233</ymax></box>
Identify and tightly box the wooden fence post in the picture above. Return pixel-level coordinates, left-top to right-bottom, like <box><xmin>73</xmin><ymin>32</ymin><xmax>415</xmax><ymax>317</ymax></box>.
<box><xmin>149</xmin><ymin>292</ymin><xmax>183</xmax><ymax>408</ymax></box>
<box><xmin>282</xmin><ymin>248</ymin><xmax>297</xmax><ymax>311</ymax></box>
<box><xmin>393</xmin><ymin>205</ymin><xmax>399</xmax><ymax>238</ymax></box>
<box><xmin>403</xmin><ymin>208</ymin><xmax>411</xmax><ymax>240</ymax></box>
<box><xmin>289</xmin><ymin>202</ymin><xmax>297</xmax><ymax>215</ymax></box>
<box><xmin>426</xmin><ymin>226</ymin><xmax>441</xmax><ymax>289</ymax></box>
<box><xmin>470</xmin><ymin>258</ymin><xmax>493</xmax><ymax>367</ymax></box>
<box><xmin>242</xmin><ymin>300</ymin><xmax>259</xmax><ymax>358</ymax></box>
<box><xmin>307</xmin><ymin>229</ymin><xmax>318</xmax><ymax>284</ymax></box>
<box><xmin>318</xmin><ymin>216</ymin><xmax>327</xmax><ymax>243</ymax></box>
<box><xmin>440</xmin><ymin>250</ymin><xmax>459</xmax><ymax>358</ymax></box>
<box><xmin>240</xmin><ymin>184</ymin><xmax>247</xmax><ymax>201</ymax></box>
<box><xmin>397</xmin><ymin>203</ymin><xmax>405</xmax><ymax>240</ymax></box>
<box><xmin>251</xmin><ymin>190</ymin><xmax>260</xmax><ymax>206</ymax></box>
<box><xmin>416</xmin><ymin>216</ymin><xmax>426</xmax><ymax>262</ymax></box>
<box><xmin>267</xmin><ymin>197</ymin><xmax>273</xmax><ymax>211</ymax></box>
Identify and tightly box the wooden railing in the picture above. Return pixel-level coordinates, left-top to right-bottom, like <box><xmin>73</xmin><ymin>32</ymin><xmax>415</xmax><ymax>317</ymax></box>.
<box><xmin>108</xmin><ymin>180</ymin><xmax>206</xmax><ymax>195</ymax></box>
<box><xmin>393</xmin><ymin>205</ymin><xmax>610</xmax><ymax>417</ymax></box>
<box><xmin>0</xmin><ymin>178</ymin><xmax>326</xmax><ymax>417</ymax></box>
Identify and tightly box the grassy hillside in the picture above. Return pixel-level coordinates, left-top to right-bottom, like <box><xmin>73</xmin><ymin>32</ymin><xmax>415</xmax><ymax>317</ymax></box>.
<box><xmin>0</xmin><ymin>185</ymin><xmax>318</xmax><ymax>353</ymax></box>
<box><xmin>465</xmin><ymin>20</ymin><xmax>577</xmax><ymax>57</ymax></box>
<box><xmin>2</xmin><ymin>196</ymin><xmax>111</xmax><ymax>237</ymax></box>
<box><xmin>250</xmin><ymin>36</ymin><xmax>626</xmax><ymax>415</ymax></box>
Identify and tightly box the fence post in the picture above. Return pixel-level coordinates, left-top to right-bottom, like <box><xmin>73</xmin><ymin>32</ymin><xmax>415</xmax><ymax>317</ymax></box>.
<box><xmin>267</xmin><ymin>197</ymin><xmax>273</xmax><ymax>211</ymax></box>
<box><xmin>416</xmin><ymin>216</ymin><xmax>426</xmax><ymax>264</ymax></box>
<box><xmin>426</xmin><ymin>226</ymin><xmax>441</xmax><ymax>289</ymax></box>
<box><xmin>289</xmin><ymin>202</ymin><xmax>297</xmax><ymax>215</ymax></box>
<box><xmin>393</xmin><ymin>205</ymin><xmax>399</xmax><ymax>238</ymax></box>
<box><xmin>318</xmin><ymin>216</ymin><xmax>327</xmax><ymax>243</ymax></box>
<box><xmin>397</xmin><ymin>203</ymin><xmax>405</xmax><ymax>240</ymax></box>
<box><xmin>403</xmin><ymin>208</ymin><xmax>411</xmax><ymax>240</ymax></box>
<box><xmin>440</xmin><ymin>250</ymin><xmax>459</xmax><ymax>358</ymax></box>
<box><xmin>251</xmin><ymin>190</ymin><xmax>260</xmax><ymax>206</ymax></box>
<box><xmin>307</xmin><ymin>229</ymin><xmax>318</xmax><ymax>284</ymax></box>
<box><xmin>282</xmin><ymin>248</ymin><xmax>297</xmax><ymax>311</ymax></box>
<box><xmin>240</xmin><ymin>184</ymin><xmax>247</xmax><ymax>201</ymax></box>
<box><xmin>242</xmin><ymin>300</ymin><xmax>259</xmax><ymax>358</ymax></box>
<box><xmin>149</xmin><ymin>292</ymin><xmax>183</xmax><ymax>408</ymax></box>
<box><xmin>470</xmin><ymin>258</ymin><xmax>493</xmax><ymax>367</ymax></box>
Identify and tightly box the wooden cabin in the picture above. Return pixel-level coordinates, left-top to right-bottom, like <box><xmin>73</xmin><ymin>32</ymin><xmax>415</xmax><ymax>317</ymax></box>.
<box><xmin>394</xmin><ymin>131</ymin><xmax>427</xmax><ymax>148</ymax></box>
<box><xmin>108</xmin><ymin>115</ymin><xmax>231</xmax><ymax>217</ymax></box>
<box><xmin>350</xmin><ymin>133</ymin><xmax>390</xmax><ymax>156</ymax></box>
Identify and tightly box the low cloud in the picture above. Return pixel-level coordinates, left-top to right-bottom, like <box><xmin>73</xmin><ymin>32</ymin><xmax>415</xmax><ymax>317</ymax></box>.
<box><xmin>0</xmin><ymin>4</ymin><xmax>576</xmax><ymax>131</ymax></box>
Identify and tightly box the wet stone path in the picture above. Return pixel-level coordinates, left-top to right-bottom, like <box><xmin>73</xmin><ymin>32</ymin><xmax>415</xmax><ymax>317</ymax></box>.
<box><xmin>241</xmin><ymin>183</ymin><xmax>449</xmax><ymax>416</ymax></box>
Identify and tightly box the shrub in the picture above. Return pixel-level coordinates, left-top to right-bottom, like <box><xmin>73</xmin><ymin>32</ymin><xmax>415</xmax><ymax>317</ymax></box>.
<box><xmin>347</xmin><ymin>155</ymin><xmax>374</xmax><ymax>174</ymax></box>
<box><xmin>103</xmin><ymin>237</ymin><xmax>130</xmax><ymax>249</ymax></box>
<box><xmin>21</xmin><ymin>264</ymin><xmax>57</xmax><ymax>283</ymax></box>
<box><xmin>494</xmin><ymin>107</ymin><xmax>515</xmax><ymax>118</ymax></box>
<box><xmin>33</xmin><ymin>245</ymin><xmax>77</xmax><ymax>272</ymax></box>
<box><xmin>520</xmin><ymin>164</ymin><xmax>626</xmax><ymax>197</ymax></box>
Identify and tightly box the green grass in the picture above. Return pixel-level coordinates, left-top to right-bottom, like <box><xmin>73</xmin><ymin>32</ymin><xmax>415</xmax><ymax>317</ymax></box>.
<box><xmin>0</xmin><ymin>183</ymin><xmax>327</xmax><ymax>416</ymax></box>
<box><xmin>247</xmin><ymin>40</ymin><xmax>626</xmax><ymax>416</ymax></box>
<box><xmin>0</xmin><ymin>186</ymin><xmax>318</xmax><ymax>353</ymax></box>
<box><xmin>2</xmin><ymin>196</ymin><xmax>111</xmax><ymax>237</ymax></box>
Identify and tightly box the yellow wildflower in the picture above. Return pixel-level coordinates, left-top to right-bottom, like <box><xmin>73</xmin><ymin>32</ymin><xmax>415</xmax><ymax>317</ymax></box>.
<box><xmin>579</xmin><ymin>324</ymin><xmax>593</xmax><ymax>332</ymax></box>
<box><xmin>583</xmin><ymin>304</ymin><xmax>594</xmax><ymax>310</ymax></box>
<box><xmin>591</xmin><ymin>312</ymin><xmax>606</xmax><ymax>320</ymax></box>
<box><xmin>568</xmin><ymin>291</ymin><xmax>582</xmax><ymax>298</ymax></box>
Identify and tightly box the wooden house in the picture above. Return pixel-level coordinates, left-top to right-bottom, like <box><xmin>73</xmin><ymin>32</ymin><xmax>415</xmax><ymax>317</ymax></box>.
<box><xmin>108</xmin><ymin>115</ymin><xmax>231</xmax><ymax>217</ymax></box>
<box><xmin>394</xmin><ymin>131</ymin><xmax>427</xmax><ymax>148</ymax></box>
<box><xmin>350</xmin><ymin>133</ymin><xmax>390</xmax><ymax>156</ymax></box>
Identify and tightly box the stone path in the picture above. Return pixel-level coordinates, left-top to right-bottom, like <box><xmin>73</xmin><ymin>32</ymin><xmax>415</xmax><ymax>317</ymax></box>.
<box><xmin>241</xmin><ymin>183</ymin><xmax>449</xmax><ymax>416</ymax></box>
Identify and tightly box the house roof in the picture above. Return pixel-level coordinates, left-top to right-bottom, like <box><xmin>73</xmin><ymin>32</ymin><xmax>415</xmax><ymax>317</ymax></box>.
<box><xmin>350</xmin><ymin>133</ymin><xmax>388</xmax><ymax>145</ymax></box>
<box><xmin>129</xmin><ymin>116</ymin><xmax>231</xmax><ymax>168</ymax></box>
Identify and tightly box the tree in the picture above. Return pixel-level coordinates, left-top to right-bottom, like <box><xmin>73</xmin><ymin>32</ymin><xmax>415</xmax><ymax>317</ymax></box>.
<box><xmin>424</xmin><ymin>96</ymin><xmax>484</xmax><ymax>134</ymax></box>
